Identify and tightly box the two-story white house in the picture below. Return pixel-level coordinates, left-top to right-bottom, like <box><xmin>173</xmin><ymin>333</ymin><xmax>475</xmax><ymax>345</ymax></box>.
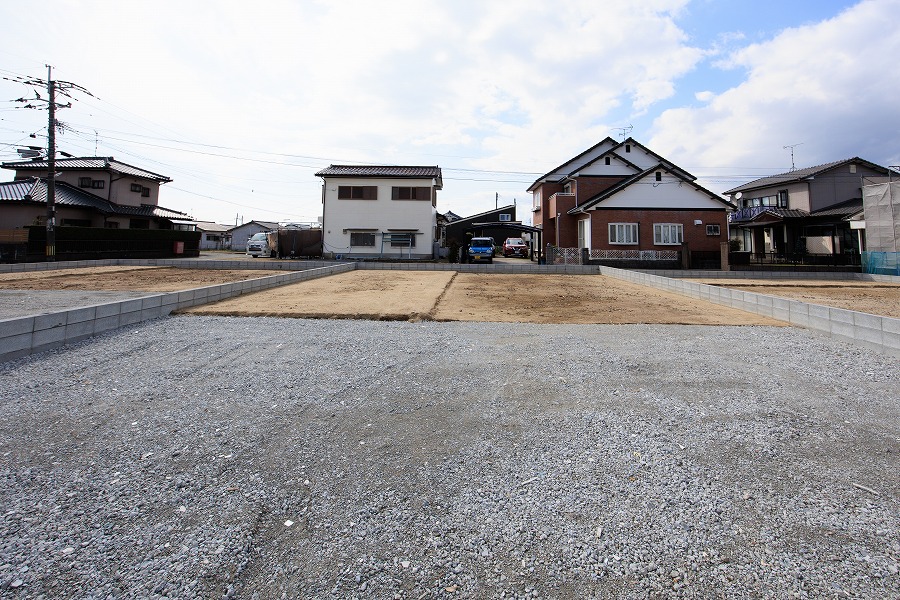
<box><xmin>316</xmin><ymin>165</ymin><xmax>442</xmax><ymax>259</ymax></box>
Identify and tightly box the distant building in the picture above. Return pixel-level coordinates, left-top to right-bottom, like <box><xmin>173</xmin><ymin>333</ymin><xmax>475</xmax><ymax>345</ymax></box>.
<box><xmin>195</xmin><ymin>221</ymin><xmax>232</xmax><ymax>250</ymax></box>
<box><xmin>0</xmin><ymin>156</ymin><xmax>186</xmax><ymax>229</ymax></box>
<box><xmin>228</xmin><ymin>220</ymin><xmax>279</xmax><ymax>251</ymax></box>
<box><xmin>316</xmin><ymin>165</ymin><xmax>442</xmax><ymax>259</ymax></box>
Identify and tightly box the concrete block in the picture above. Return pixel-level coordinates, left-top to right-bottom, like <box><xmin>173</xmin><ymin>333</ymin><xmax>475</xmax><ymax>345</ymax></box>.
<box><xmin>65</xmin><ymin>319</ymin><xmax>95</xmax><ymax>341</ymax></box>
<box><xmin>66</xmin><ymin>306</ymin><xmax>97</xmax><ymax>324</ymax></box>
<box><xmin>771</xmin><ymin>297</ymin><xmax>791</xmax><ymax>322</ymax></box>
<box><xmin>806</xmin><ymin>304</ymin><xmax>831</xmax><ymax>333</ymax></box>
<box><xmin>34</xmin><ymin>312</ymin><xmax>67</xmax><ymax>331</ymax></box>
<box><xmin>120</xmin><ymin>309</ymin><xmax>143</xmax><ymax>326</ymax></box>
<box><xmin>120</xmin><ymin>298</ymin><xmax>143</xmax><ymax>314</ymax></box>
<box><xmin>93</xmin><ymin>314</ymin><xmax>121</xmax><ymax>334</ymax></box>
<box><xmin>141</xmin><ymin>295</ymin><xmax>162</xmax><ymax>309</ymax></box>
<box><xmin>3</xmin><ymin>332</ymin><xmax>33</xmax><ymax>353</ymax></box>
<box><xmin>828</xmin><ymin>308</ymin><xmax>856</xmax><ymax>340</ymax></box>
<box><xmin>95</xmin><ymin>302</ymin><xmax>122</xmax><ymax>319</ymax></box>
<box><xmin>788</xmin><ymin>301</ymin><xmax>810</xmax><ymax>327</ymax></box>
<box><xmin>141</xmin><ymin>307</ymin><xmax>163</xmax><ymax>321</ymax></box>
<box><xmin>0</xmin><ymin>317</ymin><xmax>35</xmax><ymax>337</ymax></box>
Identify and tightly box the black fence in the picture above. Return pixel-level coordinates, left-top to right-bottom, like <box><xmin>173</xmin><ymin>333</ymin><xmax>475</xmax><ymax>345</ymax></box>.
<box><xmin>729</xmin><ymin>252</ymin><xmax>861</xmax><ymax>272</ymax></box>
<box><xmin>20</xmin><ymin>226</ymin><xmax>201</xmax><ymax>262</ymax></box>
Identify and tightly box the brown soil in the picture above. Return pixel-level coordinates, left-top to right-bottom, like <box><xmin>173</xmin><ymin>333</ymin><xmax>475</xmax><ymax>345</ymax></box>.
<box><xmin>0</xmin><ymin>266</ymin><xmax>279</xmax><ymax>292</ymax></box>
<box><xmin>692</xmin><ymin>279</ymin><xmax>900</xmax><ymax>319</ymax></box>
<box><xmin>183</xmin><ymin>271</ymin><xmax>786</xmax><ymax>325</ymax></box>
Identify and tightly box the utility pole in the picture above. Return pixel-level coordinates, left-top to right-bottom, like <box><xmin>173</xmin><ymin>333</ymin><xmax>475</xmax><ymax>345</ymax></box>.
<box><xmin>6</xmin><ymin>67</ymin><xmax>93</xmax><ymax>261</ymax></box>
<box><xmin>46</xmin><ymin>66</ymin><xmax>56</xmax><ymax>261</ymax></box>
<box><xmin>495</xmin><ymin>192</ymin><xmax>498</xmax><ymax>210</ymax></box>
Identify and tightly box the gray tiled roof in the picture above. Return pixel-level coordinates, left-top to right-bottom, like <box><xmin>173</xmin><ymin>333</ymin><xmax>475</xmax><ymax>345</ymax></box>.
<box><xmin>0</xmin><ymin>177</ymin><xmax>187</xmax><ymax>219</ymax></box>
<box><xmin>723</xmin><ymin>158</ymin><xmax>888</xmax><ymax>194</ymax></box>
<box><xmin>315</xmin><ymin>165</ymin><xmax>442</xmax><ymax>179</ymax></box>
<box><xmin>811</xmin><ymin>198</ymin><xmax>863</xmax><ymax>217</ymax></box>
<box><xmin>2</xmin><ymin>156</ymin><xmax>172</xmax><ymax>182</ymax></box>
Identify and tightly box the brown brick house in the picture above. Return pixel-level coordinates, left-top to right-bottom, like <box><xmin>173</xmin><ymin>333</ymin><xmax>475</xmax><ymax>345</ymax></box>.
<box><xmin>529</xmin><ymin>137</ymin><xmax>734</xmax><ymax>266</ymax></box>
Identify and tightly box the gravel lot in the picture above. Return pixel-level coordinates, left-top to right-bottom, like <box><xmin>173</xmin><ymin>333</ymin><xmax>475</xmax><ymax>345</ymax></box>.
<box><xmin>1</xmin><ymin>316</ymin><xmax>898</xmax><ymax>599</ymax></box>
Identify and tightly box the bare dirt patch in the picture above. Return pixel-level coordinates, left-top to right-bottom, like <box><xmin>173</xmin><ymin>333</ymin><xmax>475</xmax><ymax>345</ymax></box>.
<box><xmin>183</xmin><ymin>270</ymin><xmax>784</xmax><ymax>325</ymax></box>
<box><xmin>183</xmin><ymin>270</ymin><xmax>454</xmax><ymax>320</ymax></box>
<box><xmin>693</xmin><ymin>279</ymin><xmax>900</xmax><ymax>319</ymax></box>
<box><xmin>0</xmin><ymin>266</ymin><xmax>280</xmax><ymax>292</ymax></box>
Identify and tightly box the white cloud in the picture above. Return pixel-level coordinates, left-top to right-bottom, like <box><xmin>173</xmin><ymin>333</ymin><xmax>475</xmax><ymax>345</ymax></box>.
<box><xmin>650</xmin><ymin>0</ymin><xmax>900</xmax><ymax>187</ymax></box>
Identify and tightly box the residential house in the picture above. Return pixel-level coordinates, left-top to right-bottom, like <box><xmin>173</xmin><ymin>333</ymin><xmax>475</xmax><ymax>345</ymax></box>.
<box><xmin>529</xmin><ymin>138</ymin><xmax>733</xmax><ymax>266</ymax></box>
<box><xmin>316</xmin><ymin>165</ymin><xmax>442</xmax><ymax>259</ymax></box>
<box><xmin>724</xmin><ymin>158</ymin><xmax>895</xmax><ymax>262</ymax></box>
<box><xmin>228</xmin><ymin>220</ymin><xmax>279</xmax><ymax>252</ymax></box>
<box><xmin>443</xmin><ymin>204</ymin><xmax>519</xmax><ymax>249</ymax></box>
<box><xmin>0</xmin><ymin>156</ymin><xmax>185</xmax><ymax>229</ymax></box>
<box><xmin>195</xmin><ymin>221</ymin><xmax>232</xmax><ymax>250</ymax></box>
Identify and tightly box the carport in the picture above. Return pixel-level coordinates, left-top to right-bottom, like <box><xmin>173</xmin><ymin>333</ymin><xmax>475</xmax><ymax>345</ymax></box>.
<box><xmin>464</xmin><ymin>222</ymin><xmax>544</xmax><ymax>263</ymax></box>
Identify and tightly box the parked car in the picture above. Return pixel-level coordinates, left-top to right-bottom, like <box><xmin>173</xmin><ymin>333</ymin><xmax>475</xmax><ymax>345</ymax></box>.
<box><xmin>502</xmin><ymin>237</ymin><xmax>529</xmax><ymax>258</ymax></box>
<box><xmin>468</xmin><ymin>237</ymin><xmax>495</xmax><ymax>263</ymax></box>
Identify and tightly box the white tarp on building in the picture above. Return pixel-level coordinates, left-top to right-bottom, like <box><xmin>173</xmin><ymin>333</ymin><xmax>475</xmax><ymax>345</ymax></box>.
<box><xmin>862</xmin><ymin>181</ymin><xmax>900</xmax><ymax>252</ymax></box>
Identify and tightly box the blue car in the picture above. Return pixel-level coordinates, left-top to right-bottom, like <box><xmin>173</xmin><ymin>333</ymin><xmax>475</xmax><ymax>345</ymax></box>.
<box><xmin>468</xmin><ymin>237</ymin><xmax>495</xmax><ymax>263</ymax></box>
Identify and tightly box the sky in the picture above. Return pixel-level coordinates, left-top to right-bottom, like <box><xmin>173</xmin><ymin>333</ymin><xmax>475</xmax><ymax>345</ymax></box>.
<box><xmin>1</xmin><ymin>0</ymin><xmax>898</xmax><ymax>227</ymax></box>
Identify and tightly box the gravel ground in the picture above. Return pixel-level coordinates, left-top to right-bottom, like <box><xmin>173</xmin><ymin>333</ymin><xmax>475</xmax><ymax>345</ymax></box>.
<box><xmin>0</xmin><ymin>290</ymin><xmax>155</xmax><ymax>319</ymax></box>
<box><xmin>0</xmin><ymin>316</ymin><xmax>898</xmax><ymax>599</ymax></box>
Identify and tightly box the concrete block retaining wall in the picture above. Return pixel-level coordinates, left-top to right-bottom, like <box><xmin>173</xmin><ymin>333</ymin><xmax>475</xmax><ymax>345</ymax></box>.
<box><xmin>0</xmin><ymin>263</ymin><xmax>354</xmax><ymax>363</ymax></box>
<box><xmin>1</xmin><ymin>259</ymin><xmax>898</xmax><ymax>362</ymax></box>
<box><xmin>602</xmin><ymin>266</ymin><xmax>900</xmax><ymax>358</ymax></box>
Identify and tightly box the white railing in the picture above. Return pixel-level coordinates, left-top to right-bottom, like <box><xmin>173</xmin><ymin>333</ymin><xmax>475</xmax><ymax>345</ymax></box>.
<box><xmin>589</xmin><ymin>249</ymin><xmax>679</xmax><ymax>261</ymax></box>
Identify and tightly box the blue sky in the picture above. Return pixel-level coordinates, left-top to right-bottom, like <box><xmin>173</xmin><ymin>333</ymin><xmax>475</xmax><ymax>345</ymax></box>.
<box><xmin>1</xmin><ymin>0</ymin><xmax>898</xmax><ymax>226</ymax></box>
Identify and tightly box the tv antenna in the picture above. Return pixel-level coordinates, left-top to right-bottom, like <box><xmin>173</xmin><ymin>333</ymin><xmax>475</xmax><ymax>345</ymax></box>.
<box><xmin>613</xmin><ymin>125</ymin><xmax>633</xmax><ymax>139</ymax></box>
<box><xmin>783</xmin><ymin>143</ymin><xmax>803</xmax><ymax>171</ymax></box>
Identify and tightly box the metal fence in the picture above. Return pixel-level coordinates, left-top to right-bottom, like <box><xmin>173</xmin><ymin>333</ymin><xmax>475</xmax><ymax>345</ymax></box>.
<box><xmin>545</xmin><ymin>247</ymin><xmax>679</xmax><ymax>265</ymax></box>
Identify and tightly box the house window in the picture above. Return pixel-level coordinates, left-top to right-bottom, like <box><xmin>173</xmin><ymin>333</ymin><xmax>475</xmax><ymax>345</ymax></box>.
<box><xmin>391</xmin><ymin>186</ymin><xmax>431</xmax><ymax>201</ymax></box>
<box><xmin>390</xmin><ymin>233</ymin><xmax>416</xmax><ymax>247</ymax></box>
<box><xmin>609</xmin><ymin>223</ymin><xmax>638</xmax><ymax>245</ymax></box>
<box><xmin>777</xmin><ymin>190</ymin><xmax>788</xmax><ymax>208</ymax></box>
<box><xmin>706</xmin><ymin>224</ymin><xmax>721</xmax><ymax>236</ymax></box>
<box><xmin>350</xmin><ymin>232</ymin><xmax>376</xmax><ymax>247</ymax></box>
<box><xmin>654</xmin><ymin>223</ymin><xmax>683</xmax><ymax>245</ymax></box>
<box><xmin>499</xmin><ymin>213</ymin><xmax>511</xmax><ymax>222</ymax></box>
<box><xmin>206</xmin><ymin>234</ymin><xmax>221</xmax><ymax>242</ymax></box>
<box><xmin>625</xmin><ymin>144</ymin><xmax>631</xmax><ymax>153</ymax></box>
<box><xmin>338</xmin><ymin>186</ymin><xmax>377</xmax><ymax>200</ymax></box>
<box><xmin>655</xmin><ymin>171</ymin><xmax>662</xmax><ymax>182</ymax></box>
<box><xmin>141</xmin><ymin>187</ymin><xmax>150</xmax><ymax>197</ymax></box>
<box><xmin>605</xmin><ymin>156</ymin><xmax>611</xmax><ymax>165</ymax></box>
<box><xmin>105</xmin><ymin>221</ymin><xmax>119</xmax><ymax>229</ymax></box>
<box><xmin>79</xmin><ymin>177</ymin><xmax>92</xmax><ymax>188</ymax></box>
<box><xmin>91</xmin><ymin>180</ymin><xmax>105</xmax><ymax>189</ymax></box>
<box><xmin>129</xmin><ymin>219</ymin><xmax>150</xmax><ymax>229</ymax></box>
<box><xmin>61</xmin><ymin>218</ymin><xmax>91</xmax><ymax>227</ymax></box>
<box><xmin>130</xmin><ymin>183</ymin><xmax>143</xmax><ymax>192</ymax></box>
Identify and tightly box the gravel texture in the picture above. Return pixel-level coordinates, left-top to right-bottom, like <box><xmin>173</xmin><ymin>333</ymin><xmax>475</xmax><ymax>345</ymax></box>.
<box><xmin>0</xmin><ymin>290</ymin><xmax>155</xmax><ymax>319</ymax></box>
<box><xmin>0</xmin><ymin>316</ymin><xmax>898</xmax><ymax>599</ymax></box>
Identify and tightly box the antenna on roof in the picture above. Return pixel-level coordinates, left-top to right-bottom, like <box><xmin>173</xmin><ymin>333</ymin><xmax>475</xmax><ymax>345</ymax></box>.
<box><xmin>783</xmin><ymin>143</ymin><xmax>803</xmax><ymax>171</ymax></box>
<box><xmin>613</xmin><ymin>125</ymin><xmax>633</xmax><ymax>139</ymax></box>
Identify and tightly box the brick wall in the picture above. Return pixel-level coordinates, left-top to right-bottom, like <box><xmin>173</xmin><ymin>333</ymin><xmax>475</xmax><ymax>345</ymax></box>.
<box><xmin>588</xmin><ymin>209</ymin><xmax>728</xmax><ymax>251</ymax></box>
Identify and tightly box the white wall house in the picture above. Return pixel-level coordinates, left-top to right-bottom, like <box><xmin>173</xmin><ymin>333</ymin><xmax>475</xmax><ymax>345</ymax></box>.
<box><xmin>316</xmin><ymin>165</ymin><xmax>442</xmax><ymax>259</ymax></box>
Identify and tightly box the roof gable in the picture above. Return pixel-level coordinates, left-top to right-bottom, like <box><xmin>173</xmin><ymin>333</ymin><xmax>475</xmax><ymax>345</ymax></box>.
<box><xmin>724</xmin><ymin>157</ymin><xmax>892</xmax><ymax>194</ymax></box>
<box><xmin>571</xmin><ymin>164</ymin><xmax>733</xmax><ymax>213</ymax></box>
<box><xmin>2</xmin><ymin>156</ymin><xmax>172</xmax><ymax>183</ymax></box>
<box><xmin>527</xmin><ymin>137</ymin><xmax>618</xmax><ymax>191</ymax></box>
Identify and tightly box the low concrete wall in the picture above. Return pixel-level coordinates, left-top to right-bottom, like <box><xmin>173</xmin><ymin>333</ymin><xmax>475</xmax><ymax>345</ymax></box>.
<box><xmin>2</xmin><ymin>260</ymin><xmax>897</xmax><ymax>361</ymax></box>
<box><xmin>0</xmin><ymin>264</ymin><xmax>354</xmax><ymax>363</ymax></box>
<box><xmin>602</xmin><ymin>266</ymin><xmax>900</xmax><ymax>358</ymax></box>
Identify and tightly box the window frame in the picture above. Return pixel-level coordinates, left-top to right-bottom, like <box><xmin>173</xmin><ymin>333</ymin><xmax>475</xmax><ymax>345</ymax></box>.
<box><xmin>349</xmin><ymin>231</ymin><xmax>376</xmax><ymax>247</ymax></box>
<box><xmin>389</xmin><ymin>232</ymin><xmax>416</xmax><ymax>248</ymax></box>
<box><xmin>91</xmin><ymin>179</ymin><xmax>105</xmax><ymax>189</ymax></box>
<box><xmin>498</xmin><ymin>213</ymin><xmax>511</xmax><ymax>222</ymax></box>
<box><xmin>391</xmin><ymin>186</ymin><xmax>431</xmax><ymax>201</ymax></box>
<box><xmin>706</xmin><ymin>224</ymin><xmax>721</xmax><ymax>236</ymax></box>
<box><xmin>653</xmin><ymin>223</ymin><xmax>683</xmax><ymax>245</ymax></box>
<box><xmin>608</xmin><ymin>222</ymin><xmax>639</xmax><ymax>245</ymax></box>
<box><xmin>338</xmin><ymin>186</ymin><xmax>378</xmax><ymax>200</ymax></box>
